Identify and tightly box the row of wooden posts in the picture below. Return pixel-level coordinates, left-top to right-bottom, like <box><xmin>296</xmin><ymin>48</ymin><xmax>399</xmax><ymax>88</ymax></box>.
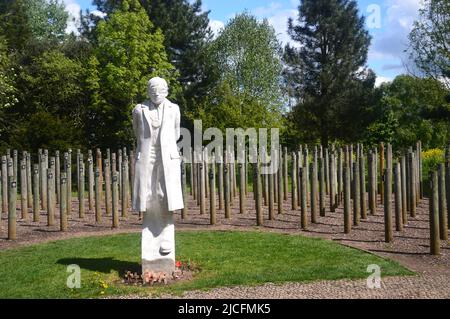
<box><xmin>1</xmin><ymin>142</ymin><xmax>449</xmax><ymax>255</ymax></box>
<box><xmin>187</xmin><ymin>142</ymin><xmax>449</xmax><ymax>255</ymax></box>
<box><xmin>1</xmin><ymin>148</ymin><xmax>134</xmax><ymax>239</ymax></box>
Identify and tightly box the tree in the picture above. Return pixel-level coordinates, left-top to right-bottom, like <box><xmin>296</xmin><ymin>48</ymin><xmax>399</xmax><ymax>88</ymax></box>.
<box><xmin>193</xmin><ymin>12</ymin><xmax>284</xmax><ymax>129</ymax></box>
<box><xmin>86</xmin><ymin>0</ymin><xmax>179</xmax><ymax>148</ymax></box>
<box><xmin>89</xmin><ymin>0</ymin><xmax>212</xmax><ymax>108</ymax></box>
<box><xmin>0</xmin><ymin>0</ymin><xmax>68</xmax><ymax>47</ymax></box>
<box><xmin>0</xmin><ymin>36</ymin><xmax>17</xmax><ymax>137</ymax></box>
<box><xmin>365</xmin><ymin>75</ymin><xmax>450</xmax><ymax>150</ymax></box>
<box><xmin>284</xmin><ymin>0</ymin><xmax>372</xmax><ymax>145</ymax></box>
<box><xmin>409</xmin><ymin>0</ymin><xmax>450</xmax><ymax>90</ymax></box>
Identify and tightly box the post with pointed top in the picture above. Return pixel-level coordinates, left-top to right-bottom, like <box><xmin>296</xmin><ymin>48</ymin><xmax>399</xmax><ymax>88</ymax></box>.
<box><xmin>26</xmin><ymin>153</ymin><xmax>32</xmax><ymax>208</ymax></box>
<box><xmin>104</xmin><ymin>159</ymin><xmax>112</xmax><ymax>216</ymax></box>
<box><xmin>78</xmin><ymin>162</ymin><xmax>85</xmax><ymax>219</ymax></box>
<box><xmin>343</xmin><ymin>166</ymin><xmax>351</xmax><ymax>234</ymax></box>
<box><xmin>60</xmin><ymin>173</ymin><xmax>67</xmax><ymax>232</ymax></box>
<box><xmin>20</xmin><ymin>160</ymin><xmax>27</xmax><ymax>220</ymax></box>
<box><xmin>292</xmin><ymin>152</ymin><xmax>298</xmax><ymax>211</ymax></box>
<box><xmin>95</xmin><ymin>168</ymin><xmax>101</xmax><ymax>222</ymax></box>
<box><xmin>181</xmin><ymin>159</ymin><xmax>187</xmax><ymax>220</ymax></box>
<box><xmin>8</xmin><ymin>177</ymin><xmax>17</xmax><ymax>240</ymax></box>
<box><xmin>319</xmin><ymin>156</ymin><xmax>325</xmax><ymax>216</ymax></box>
<box><xmin>112</xmin><ymin>172</ymin><xmax>119</xmax><ymax>229</ymax></box>
<box><xmin>394</xmin><ymin>163</ymin><xmax>403</xmax><ymax>232</ymax></box>
<box><xmin>47</xmin><ymin>168</ymin><xmax>55</xmax><ymax>226</ymax></box>
<box><xmin>2</xmin><ymin>156</ymin><xmax>8</xmax><ymax>215</ymax></box>
<box><xmin>209</xmin><ymin>166</ymin><xmax>216</xmax><ymax>225</ymax></box>
<box><xmin>33</xmin><ymin>164</ymin><xmax>40</xmax><ymax>222</ymax></box>
<box><xmin>438</xmin><ymin>164</ymin><xmax>448</xmax><ymax>240</ymax></box>
<box><xmin>429</xmin><ymin>170</ymin><xmax>440</xmax><ymax>255</ymax></box>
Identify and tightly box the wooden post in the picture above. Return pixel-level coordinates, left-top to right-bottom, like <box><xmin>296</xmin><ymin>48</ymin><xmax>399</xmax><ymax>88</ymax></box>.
<box><xmin>47</xmin><ymin>168</ymin><xmax>55</xmax><ymax>226</ymax></box>
<box><xmin>121</xmin><ymin>161</ymin><xmax>127</xmax><ymax>218</ymax></box>
<box><xmin>325</xmin><ymin>148</ymin><xmax>330</xmax><ymax>195</ymax></box>
<box><xmin>297</xmin><ymin>149</ymin><xmax>302</xmax><ymax>207</ymax></box>
<box><xmin>429</xmin><ymin>171</ymin><xmax>440</xmax><ymax>255</ymax></box>
<box><xmin>446</xmin><ymin>148</ymin><xmax>450</xmax><ymax>230</ymax></box>
<box><xmin>438</xmin><ymin>164</ymin><xmax>448</xmax><ymax>240</ymax></box>
<box><xmin>384</xmin><ymin>167</ymin><xmax>393</xmax><ymax>243</ymax></box>
<box><xmin>67</xmin><ymin>149</ymin><xmax>72</xmax><ymax>215</ymax></box>
<box><xmin>283</xmin><ymin>147</ymin><xmax>288</xmax><ymax>201</ymax></box>
<box><xmin>95</xmin><ymin>168</ymin><xmax>101</xmax><ymax>222</ymax></box>
<box><xmin>344</xmin><ymin>166</ymin><xmax>351</xmax><ymax>234</ymax></box>
<box><xmin>268</xmin><ymin>171</ymin><xmax>274</xmax><ymax>221</ymax></box>
<box><xmin>300</xmin><ymin>167</ymin><xmax>308</xmax><ymax>229</ymax></box>
<box><xmin>96</xmin><ymin>149</ymin><xmax>103</xmax><ymax>201</ymax></box>
<box><xmin>55</xmin><ymin>151</ymin><xmax>60</xmax><ymax>204</ymax></box>
<box><xmin>60</xmin><ymin>173</ymin><xmax>67</xmax><ymax>232</ymax></box>
<box><xmin>199</xmin><ymin>162</ymin><xmax>205</xmax><ymax>215</ymax></box>
<box><xmin>20</xmin><ymin>160</ymin><xmax>27</xmax><ymax>220</ymax></box>
<box><xmin>112</xmin><ymin>172</ymin><xmax>119</xmax><ymax>229</ymax></box>
<box><xmin>218</xmin><ymin>152</ymin><xmax>224</xmax><ymax>210</ymax></box>
<box><xmin>41</xmin><ymin>153</ymin><xmax>47</xmax><ymax>211</ymax></box>
<box><xmin>26</xmin><ymin>153</ymin><xmax>32</xmax><ymax>208</ymax></box>
<box><xmin>394</xmin><ymin>163</ymin><xmax>403</xmax><ymax>232</ymax></box>
<box><xmin>337</xmin><ymin>148</ymin><xmax>343</xmax><ymax>204</ymax></box>
<box><xmin>353</xmin><ymin>163</ymin><xmax>360</xmax><ymax>226</ymax></box>
<box><xmin>130</xmin><ymin>150</ymin><xmax>135</xmax><ymax>205</ymax></box>
<box><xmin>209</xmin><ymin>166</ymin><xmax>216</xmax><ymax>225</ymax></box>
<box><xmin>310</xmin><ymin>148</ymin><xmax>318</xmax><ymax>223</ymax></box>
<box><xmin>319</xmin><ymin>156</ymin><xmax>325</xmax><ymax>216</ymax></box>
<box><xmin>49</xmin><ymin>157</ymin><xmax>56</xmax><ymax>210</ymax></box>
<box><xmin>104</xmin><ymin>159</ymin><xmax>112</xmax><ymax>216</ymax></box>
<box><xmin>239</xmin><ymin>163</ymin><xmax>246</xmax><ymax>214</ymax></box>
<box><xmin>418</xmin><ymin>141</ymin><xmax>423</xmax><ymax>199</ymax></box>
<box><xmin>13</xmin><ymin>150</ymin><xmax>18</xmax><ymax>186</ymax></box>
<box><xmin>330</xmin><ymin>151</ymin><xmax>336</xmax><ymax>212</ymax></box>
<box><xmin>78</xmin><ymin>162</ymin><xmax>85</xmax><ymax>219</ymax></box>
<box><xmin>254</xmin><ymin>162</ymin><xmax>263</xmax><ymax>226</ymax></box>
<box><xmin>181</xmin><ymin>159</ymin><xmax>187</xmax><ymax>219</ymax></box>
<box><xmin>277</xmin><ymin>149</ymin><xmax>283</xmax><ymax>215</ymax></box>
<box><xmin>76</xmin><ymin>149</ymin><xmax>80</xmax><ymax>195</ymax></box>
<box><xmin>190</xmin><ymin>149</ymin><xmax>194</xmax><ymax>196</ymax></box>
<box><xmin>292</xmin><ymin>152</ymin><xmax>298</xmax><ymax>211</ymax></box>
<box><xmin>401</xmin><ymin>156</ymin><xmax>408</xmax><ymax>225</ymax></box>
<box><xmin>2</xmin><ymin>156</ymin><xmax>7</xmax><ymax>214</ymax></box>
<box><xmin>8</xmin><ymin>177</ymin><xmax>17</xmax><ymax>240</ymax></box>
<box><xmin>368</xmin><ymin>151</ymin><xmax>376</xmax><ymax>215</ymax></box>
<box><xmin>409</xmin><ymin>152</ymin><xmax>416</xmax><ymax>218</ymax></box>
<box><xmin>32</xmin><ymin>165</ymin><xmax>40</xmax><ymax>222</ymax></box>
<box><xmin>192</xmin><ymin>151</ymin><xmax>197</xmax><ymax>201</ymax></box>
<box><xmin>88</xmin><ymin>155</ymin><xmax>94</xmax><ymax>211</ymax></box>
<box><xmin>379</xmin><ymin>143</ymin><xmax>385</xmax><ymax>205</ymax></box>
<box><xmin>359</xmin><ymin>150</ymin><xmax>367</xmax><ymax>220</ymax></box>
<box><xmin>224</xmin><ymin>162</ymin><xmax>231</xmax><ymax>219</ymax></box>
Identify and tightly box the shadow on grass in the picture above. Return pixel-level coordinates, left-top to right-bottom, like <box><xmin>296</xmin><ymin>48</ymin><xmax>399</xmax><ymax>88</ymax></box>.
<box><xmin>57</xmin><ymin>257</ymin><xmax>140</xmax><ymax>275</ymax></box>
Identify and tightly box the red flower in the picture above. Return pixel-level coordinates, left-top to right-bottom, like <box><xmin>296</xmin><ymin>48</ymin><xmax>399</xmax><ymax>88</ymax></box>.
<box><xmin>175</xmin><ymin>261</ymin><xmax>182</xmax><ymax>268</ymax></box>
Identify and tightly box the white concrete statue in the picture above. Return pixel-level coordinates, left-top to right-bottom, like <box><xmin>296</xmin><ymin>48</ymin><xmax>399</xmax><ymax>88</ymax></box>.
<box><xmin>132</xmin><ymin>77</ymin><xmax>184</xmax><ymax>275</ymax></box>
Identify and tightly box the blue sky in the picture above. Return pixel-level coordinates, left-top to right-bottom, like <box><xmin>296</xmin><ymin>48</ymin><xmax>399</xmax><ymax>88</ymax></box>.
<box><xmin>64</xmin><ymin>0</ymin><xmax>424</xmax><ymax>86</ymax></box>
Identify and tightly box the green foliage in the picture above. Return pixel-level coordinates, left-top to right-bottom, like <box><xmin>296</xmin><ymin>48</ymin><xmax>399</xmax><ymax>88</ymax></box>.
<box><xmin>0</xmin><ymin>37</ymin><xmax>17</xmax><ymax>121</ymax></box>
<box><xmin>25</xmin><ymin>0</ymin><xmax>69</xmax><ymax>42</ymax></box>
<box><xmin>364</xmin><ymin>75</ymin><xmax>450</xmax><ymax>150</ymax></box>
<box><xmin>86</xmin><ymin>0</ymin><xmax>179</xmax><ymax>147</ymax></box>
<box><xmin>409</xmin><ymin>0</ymin><xmax>450</xmax><ymax>90</ymax></box>
<box><xmin>0</xmin><ymin>231</ymin><xmax>412</xmax><ymax>298</ymax></box>
<box><xmin>284</xmin><ymin>0</ymin><xmax>372</xmax><ymax>145</ymax></box>
<box><xmin>190</xmin><ymin>12</ymin><xmax>284</xmax><ymax>130</ymax></box>
<box><xmin>9</xmin><ymin>111</ymin><xmax>81</xmax><ymax>152</ymax></box>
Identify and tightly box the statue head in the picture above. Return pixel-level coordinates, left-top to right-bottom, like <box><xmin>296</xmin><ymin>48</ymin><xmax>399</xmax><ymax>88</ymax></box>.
<box><xmin>147</xmin><ymin>77</ymin><xmax>169</xmax><ymax>106</ymax></box>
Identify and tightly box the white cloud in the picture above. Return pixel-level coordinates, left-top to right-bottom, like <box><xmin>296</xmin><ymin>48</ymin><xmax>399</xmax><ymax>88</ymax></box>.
<box><xmin>63</xmin><ymin>0</ymin><xmax>81</xmax><ymax>34</ymax></box>
<box><xmin>375</xmin><ymin>76</ymin><xmax>392</xmax><ymax>87</ymax></box>
<box><xmin>209</xmin><ymin>20</ymin><xmax>225</xmax><ymax>37</ymax></box>
<box><xmin>369</xmin><ymin>0</ymin><xmax>423</xmax><ymax>70</ymax></box>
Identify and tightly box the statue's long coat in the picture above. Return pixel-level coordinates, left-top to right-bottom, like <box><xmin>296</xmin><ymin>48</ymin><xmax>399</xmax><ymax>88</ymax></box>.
<box><xmin>132</xmin><ymin>99</ymin><xmax>184</xmax><ymax>212</ymax></box>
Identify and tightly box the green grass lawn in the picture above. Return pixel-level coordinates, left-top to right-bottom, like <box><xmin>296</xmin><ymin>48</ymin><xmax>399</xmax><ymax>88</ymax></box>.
<box><xmin>0</xmin><ymin>231</ymin><xmax>413</xmax><ymax>298</ymax></box>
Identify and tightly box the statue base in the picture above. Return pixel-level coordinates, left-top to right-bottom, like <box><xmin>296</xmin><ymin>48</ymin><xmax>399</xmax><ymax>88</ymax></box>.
<box><xmin>141</xmin><ymin>204</ymin><xmax>175</xmax><ymax>276</ymax></box>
